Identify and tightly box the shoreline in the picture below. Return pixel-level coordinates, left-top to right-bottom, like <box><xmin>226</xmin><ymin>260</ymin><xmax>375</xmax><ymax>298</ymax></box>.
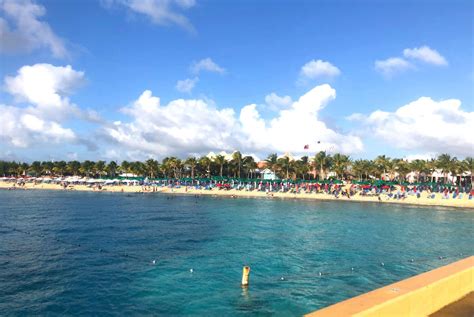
<box><xmin>1</xmin><ymin>182</ymin><xmax>473</xmax><ymax>210</ymax></box>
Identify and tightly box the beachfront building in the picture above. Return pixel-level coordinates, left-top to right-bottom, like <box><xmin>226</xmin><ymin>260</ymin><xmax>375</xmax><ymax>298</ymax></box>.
<box><xmin>260</xmin><ymin>168</ymin><xmax>278</xmax><ymax>180</ymax></box>
<box><xmin>119</xmin><ymin>173</ymin><xmax>138</xmax><ymax>178</ymax></box>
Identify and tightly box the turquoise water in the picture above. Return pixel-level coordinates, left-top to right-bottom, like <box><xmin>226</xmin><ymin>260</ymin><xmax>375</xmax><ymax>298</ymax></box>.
<box><xmin>0</xmin><ymin>190</ymin><xmax>472</xmax><ymax>316</ymax></box>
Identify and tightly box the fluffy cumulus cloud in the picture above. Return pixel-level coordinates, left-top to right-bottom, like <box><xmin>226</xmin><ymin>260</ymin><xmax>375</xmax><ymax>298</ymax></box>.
<box><xmin>104</xmin><ymin>0</ymin><xmax>196</xmax><ymax>32</ymax></box>
<box><xmin>403</xmin><ymin>46</ymin><xmax>447</xmax><ymax>66</ymax></box>
<box><xmin>103</xmin><ymin>84</ymin><xmax>364</xmax><ymax>158</ymax></box>
<box><xmin>0</xmin><ymin>104</ymin><xmax>75</xmax><ymax>147</ymax></box>
<box><xmin>375</xmin><ymin>45</ymin><xmax>447</xmax><ymax>77</ymax></box>
<box><xmin>299</xmin><ymin>59</ymin><xmax>341</xmax><ymax>80</ymax></box>
<box><xmin>239</xmin><ymin>85</ymin><xmax>362</xmax><ymax>154</ymax></box>
<box><xmin>175</xmin><ymin>77</ymin><xmax>198</xmax><ymax>93</ymax></box>
<box><xmin>265</xmin><ymin>92</ymin><xmax>293</xmax><ymax>110</ymax></box>
<box><xmin>0</xmin><ymin>0</ymin><xmax>67</xmax><ymax>57</ymax></box>
<box><xmin>350</xmin><ymin>97</ymin><xmax>473</xmax><ymax>156</ymax></box>
<box><xmin>103</xmin><ymin>90</ymin><xmax>239</xmax><ymax>156</ymax></box>
<box><xmin>4</xmin><ymin>63</ymin><xmax>87</xmax><ymax>121</ymax></box>
<box><xmin>0</xmin><ymin>63</ymin><xmax>97</xmax><ymax>149</ymax></box>
<box><xmin>190</xmin><ymin>58</ymin><xmax>225</xmax><ymax>74</ymax></box>
<box><xmin>374</xmin><ymin>57</ymin><xmax>413</xmax><ymax>77</ymax></box>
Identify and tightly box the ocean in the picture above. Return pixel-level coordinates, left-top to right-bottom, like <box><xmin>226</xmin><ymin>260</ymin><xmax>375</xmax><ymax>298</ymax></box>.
<box><xmin>1</xmin><ymin>190</ymin><xmax>472</xmax><ymax>316</ymax></box>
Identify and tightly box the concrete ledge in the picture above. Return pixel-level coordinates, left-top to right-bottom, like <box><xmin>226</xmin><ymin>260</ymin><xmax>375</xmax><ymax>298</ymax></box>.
<box><xmin>305</xmin><ymin>256</ymin><xmax>474</xmax><ymax>317</ymax></box>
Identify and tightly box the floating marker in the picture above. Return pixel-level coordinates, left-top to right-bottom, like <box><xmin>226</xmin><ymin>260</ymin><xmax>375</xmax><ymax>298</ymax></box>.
<box><xmin>152</xmin><ymin>260</ymin><xmax>156</xmax><ymax>265</ymax></box>
<box><xmin>351</xmin><ymin>267</ymin><xmax>354</xmax><ymax>271</ymax></box>
<box><xmin>280</xmin><ymin>277</ymin><xmax>285</xmax><ymax>281</ymax></box>
<box><xmin>190</xmin><ymin>268</ymin><xmax>194</xmax><ymax>273</ymax></box>
<box><xmin>318</xmin><ymin>272</ymin><xmax>322</xmax><ymax>276</ymax></box>
<box><xmin>381</xmin><ymin>262</ymin><xmax>384</xmax><ymax>266</ymax></box>
<box><xmin>241</xmin><ymin>266</ymin><xmax>250</xmax><ymax>287</ymax></box>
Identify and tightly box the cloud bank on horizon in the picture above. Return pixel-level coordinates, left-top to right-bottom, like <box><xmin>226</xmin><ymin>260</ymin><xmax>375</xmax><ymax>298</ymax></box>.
<box><xmin>0</xmin><ymin>0</ymin><xmax>472</xmax><ymax>161</ymax></box>
<box><xmin>1</xmin><ymin>62</ymin><xmax>472</xmax><ymax>161</ymax></box>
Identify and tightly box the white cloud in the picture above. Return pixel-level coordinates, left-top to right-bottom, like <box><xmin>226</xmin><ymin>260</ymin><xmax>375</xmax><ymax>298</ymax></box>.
<box><xmin>105</xmin><ymin>0</ymin><xmax>196</xmax><ymax>32</ymax></box>
<box><xmin>103</xmin><ymin>90</ymin><xmax>239</xmax><ymax>155</ymax></box>
<box><xmin>375</xmin><ymin>45</ymin><xmax>447</xmax><ymax>77</ymax></box>
<box><xmin>0</xmin><ymin>0</ymin><xmax>67</xmax><ymax>58</ymax></box>
<box><xmin>175</xmin><ymin>0</ymin><xmax>195</xmax><ymax>9</ymax></box>
<box><xmin>351</xmin><ymin>97</ymin><xmax>473</xmax><ymax>157</ymax></box>
<box><xmin>403</xmin><ymin>46</ymin><xmax>447</xmax><ymax>66</ymax></box>
<box><xmin>175</xmin><ymin>77</ymin><xmax>198</xmax><ymax>93</ymax></box>
<box><xmin>0</xmin><ymin>63</ymin><xmax>98</xmax><ymax>150</ymax></box>
<box><xmin>265</xmin><ymin>92</ymin><xmax>292</xmax><ymax>110</ymax></box>
<box><xmin>4</xmin><ymin>63</ymin><xmax>86</xmax><ymax>121</ymax></box>
<box><xmin>240</xmin><ymin>84</ymin><xmax>362</xmax><ymax>154</ymax></box>
<box><xmin>190</xmin><ymin>58</ymin><xmax>225</xmax><ymax>74</ymax></box>
<box><xmin>103</xmin><ymin>84</ymin><xmax>364</xmax><ymax>158</ymax></box>
<box><xmin>299</xmin><ymin>59</ymin><xmax>341</xmax><ymax>80</ymax></box>
<box><xmin>0</xmin><ymin>104</ymin><xmax>76</xmax><ymax>147</ymax></box>
<box><xmin>374</xmin><ymin>57</ymin><xmax>413</xmax><ymax>77</ymax></box>
<box><xmin>345</xmin><ymin>113</ymin><xmax>365</xmax><ymax>121</ymax></box>
<box><xmin>403</xmin><ymin>153</ymin><xmax>437</xmax><ymax>162</ymax></box>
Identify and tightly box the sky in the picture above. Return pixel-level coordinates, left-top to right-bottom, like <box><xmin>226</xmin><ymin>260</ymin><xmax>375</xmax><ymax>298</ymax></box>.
<box><xmin>0</xmin><ymin>0</ymin><xmax>473</xmax><ymax>162</ymax></box>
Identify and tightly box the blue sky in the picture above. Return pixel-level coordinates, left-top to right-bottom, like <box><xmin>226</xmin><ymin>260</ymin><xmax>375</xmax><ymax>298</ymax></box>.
<box><xmin>0</xmin><ymin>0</ymin><xmax>473</xmax><ymax>162</ymax></box>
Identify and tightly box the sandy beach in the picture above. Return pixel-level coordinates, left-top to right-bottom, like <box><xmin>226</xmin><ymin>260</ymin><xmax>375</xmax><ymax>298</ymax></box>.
<box><xmin>1</xmin><ymin>182</ymin><xmax>473</xmax><ymax>209</ymax></box>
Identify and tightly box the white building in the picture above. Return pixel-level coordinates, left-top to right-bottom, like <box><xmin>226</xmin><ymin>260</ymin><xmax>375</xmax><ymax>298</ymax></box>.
<box><xmin>261</xmin><ymin>168</ymin><xmax>278</xmax><ymax>180</ymax></box>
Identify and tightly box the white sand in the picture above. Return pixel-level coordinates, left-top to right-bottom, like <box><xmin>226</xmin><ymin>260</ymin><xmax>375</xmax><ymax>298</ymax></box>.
<box><xmin>1</xmin><ymin>182</ymin><xmax>473</xmax><ymax>209</ymax></box>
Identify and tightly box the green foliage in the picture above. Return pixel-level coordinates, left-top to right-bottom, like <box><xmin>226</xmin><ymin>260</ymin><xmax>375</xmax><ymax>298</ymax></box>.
<box><xmin>0</xmin><ymin>153</ymin><xmax>471</xmax><ymax>184</ymax></box>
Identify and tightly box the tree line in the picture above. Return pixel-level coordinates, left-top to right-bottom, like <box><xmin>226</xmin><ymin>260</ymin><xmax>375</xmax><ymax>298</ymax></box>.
<box><xmin>0</xmin><ymin>152</ymin><xmax>472</xmax><ymax>183</ymax></box>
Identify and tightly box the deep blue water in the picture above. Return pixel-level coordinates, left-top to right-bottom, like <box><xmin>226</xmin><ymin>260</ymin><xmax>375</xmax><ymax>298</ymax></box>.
<box><xmin>0</xmin><ymin>190</ymin><xmax>473</xmax><ymax>316</ymax></box>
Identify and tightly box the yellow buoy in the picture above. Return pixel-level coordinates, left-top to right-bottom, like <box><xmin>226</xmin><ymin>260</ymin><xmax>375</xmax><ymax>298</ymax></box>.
<box><xmin>241</xmin><ymin>266</ymin><xmax>250</xmax><ymax>287</ymax></box>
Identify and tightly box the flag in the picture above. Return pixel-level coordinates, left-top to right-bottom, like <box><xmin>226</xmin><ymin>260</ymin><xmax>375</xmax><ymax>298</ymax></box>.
<box><xmin>304</xmin><ymin>144</ymin><xmax>309</xmax><ymax>149</ymax></box>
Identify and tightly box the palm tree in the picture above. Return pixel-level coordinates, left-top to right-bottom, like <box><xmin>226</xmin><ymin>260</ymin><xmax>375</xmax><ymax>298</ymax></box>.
<box><xmin>214</xmin><ymin>155</ymin><xmax>226</xmax><ymax>177</ymax></box>
<box><xmin>294</xmin><ymin>156</ymin><xmax>310</xmax><ymax>180</ymax></box>
<box><xmin>41</xmin><ymin>161</ymin><xmax>54</xmax><ymax>175</ymax></box>
<box><xmin>184</xmin><ymin>157</ymin><xmax>198</xmax><ymax>179</ymax></box>
<box><xmin>79</xmin><ymin>160</ymin><xmax>95</xmax><ymax>177</ymax></box>
<box><xmin>130</xmin><ymin>161</ymin><xmax>146</xmax><ymax>177</ymax></box>
<box><xmin>393</xmin><ymin>159</ymin><xmax>409</xmax><ymax>182</ymax></box>
<box><xmin>162</xmin><ymin>157</ymin><xmax>181</xmax><ymax>178</ymax></box>
<box><xmin>67</xmin><ymin>161</ymin><xmax>81</xmax><ymax>176</ymax></box>
<box><xmin>449</xmin><ymin>159</ymin><xmax>463</xmax><ymax>186</ymax></box>
<box><xmin>232</xmin><ymin>151</ymin><xmax>243</xmax><ymax>178</ymax></box>
<box><xmin>120</xmin><ymin>160</ymin><xmax>131</xmax><ymax>176</ymax></box>
<box><xmin>29</xmin><ymin>161</ymin><xmax>42</xmax><ymax>176</ymax></box>
<box><xmin>17</xmin><ymin>162</ymin><xmax>29</xmax><ymax>176</ymax></box>
<box><xmin>409</xmin><ymin>159</ymin><xmax>426</xmax><ymax>182</ymax></box>
<box><xmin>436</xmin><ymin>154</ymin><xmax>457</xmax><ymax>184</ymax></box>
<box><xmin>242</xmin><ymin>156</ymin><xmax>257</xmax><ymax>178</ymax></box>
<box><xmin>265</xmin><ymin>153</ymin><xmax>278</xmax><ymax>176</ymax></box>
<box><xmin>462</xmin><ymin>157</ymin><xmax>473</xmax><ymax>184</ymax></box>
<box><xmin>331</xmin><ymin>153</ymin><xmax>350</xmax><ymax>179</ymax></box>
<box><xmin>374</xmin><ymin>155</ymin><xmax>391</xmax><ymax>179</ymax></box>
<box><xmin>313</xmin><ymin>151</ymin><xmax>332</xmax><ymax>180</ymax></box>
<box><xmin>198</xmin><ymin>156</ymin><xmax>212</xmax><ymax>178</ymax></box>
<box><xmin>94</xmin><ymin>161</ymin><xmax>106</xmax><ymax>178</ymax></box>
<box><xmin>351</xmin><ymin>159</ymin><xmax>367</xmax><ymax>181</ymax></box>
<box><xmin>171</xmin><ymin>158</ymin><xmax>183</xmax><ymax>178</ymax></box>
<box><xmin>107</xmin><ymin>161</ymin><xmax>118</xmax><ymax>177</ymax></box>
<box><xmin>145</xmin><ymin>159</ymin><xmax>159</xmax><ymax>178</ymax></box>
<box><xmin>276</xmin><ymin>156</ymin><xmax>292</xmax><ymax>179</ymax></box>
